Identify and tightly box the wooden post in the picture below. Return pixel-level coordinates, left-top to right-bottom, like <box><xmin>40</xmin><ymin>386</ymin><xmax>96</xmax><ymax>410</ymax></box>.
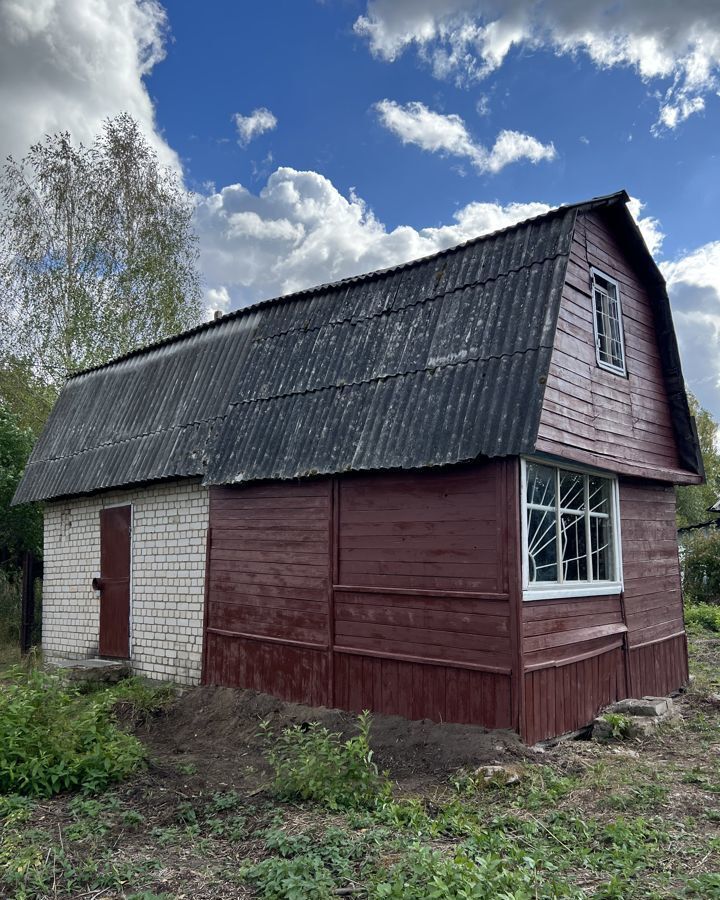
<box><xmin>20</xmin><ymin>551</ymin><xmax>36</xmax><ymax>655</ymax></box>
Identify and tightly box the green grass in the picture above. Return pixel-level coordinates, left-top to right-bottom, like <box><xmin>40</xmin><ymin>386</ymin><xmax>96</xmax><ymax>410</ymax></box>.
<box><xmin>1</xmin><ymin>628</ymin><xmax>719</xmax><ymax>898</ymax></box>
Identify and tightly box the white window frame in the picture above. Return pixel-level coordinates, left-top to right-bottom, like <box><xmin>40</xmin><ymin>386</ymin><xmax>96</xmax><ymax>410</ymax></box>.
<box><xmin>520</xmin><ymin>457</ymin><xmax>623</xmax><ymax>601</ymax></box>
<box><xmin>591</xmin><ymin>267</ymin><xmax>627</xmax><ymax>376</ymax></box>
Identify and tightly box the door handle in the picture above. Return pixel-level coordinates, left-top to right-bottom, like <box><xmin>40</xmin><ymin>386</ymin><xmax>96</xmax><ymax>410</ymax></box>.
<box><xmin>92</xmin><ymin>577</ymin><xmax>104</xmax><ymax>591</ymax></box>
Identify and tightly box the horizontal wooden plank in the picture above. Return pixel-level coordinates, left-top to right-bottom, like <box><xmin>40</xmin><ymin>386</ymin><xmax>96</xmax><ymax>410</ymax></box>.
<box><xmin>335</xmin><ymin>600</ymin><xmax>509</xmax><ymax>636</ymax></box>
<box><xmin>210</xmin><ymin>577</ymin><xmax>325</xmax><ymax>603</ymax></box>
<box><xmin>523</xmin><ymin>596</ymin><xmax>621</xmax><ymax>621</ymax></box>
<box><xmin>333</xmin><ymin>632</ymin><xmax>511</xmax><ymax>669</ymax></box>
<box><xmin>334</xmin><ymin>587</ymin><xmax>509</xmax><ymax>613</ymax></box>
<box><xmin>523</xmin><ymin>609</ymin><xmax>623</xmax><ymax>637</ymax></box>
<box><xmin>206</xmin><ymin>626</ymin><xmax>328</xmax><ymax>652</ymax></box>
<box><xmin>333</xmin><ymin>646</ymin><xmax>511</xmax><ymax>676</ymax></box>
<box><xmin>524</xmin><ymin>622</ymin><xmax>627</xmax><ymax>653</ymax></box>
<box><xmin>335</xmin><ymin>616</ymin><xmax>509</xmax><ymax>652</ymax></box>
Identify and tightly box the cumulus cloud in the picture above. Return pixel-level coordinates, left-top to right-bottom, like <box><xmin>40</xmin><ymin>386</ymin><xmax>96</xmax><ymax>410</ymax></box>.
<box><xmin>0</xmin><ymin>0</ymin><xmax>178</xmax><ymax>167</ymax></box>
<box><xmin>663</xmin><ymin>244</ymin><xmax>720</xmax><ymax>415</ymax></box>
<box><xmin>375</xmin><ymin>100</ymin><xmax>556</xmax><ymax>174</ymax></box>
<box><xmin>355</xmin><ymin>1</ymin><xmax>720</xmax><ymax>130</ymax></box>
<box><xmin>627</xmin><ymin>197</ymin><xmax>665</xmax><ymax>258</ymax></box>
<box><xmin>195</xmin><ymin>166</ymin><xmax>551</xmax><ymax>308</ymax></box>
<box><xmin>233</xmin><ymin>107</ymin><xmax>278</xmax><ymax>147</ymax></box>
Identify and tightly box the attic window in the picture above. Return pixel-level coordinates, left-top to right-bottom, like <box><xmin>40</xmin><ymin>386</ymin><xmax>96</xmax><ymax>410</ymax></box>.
<box><xmin>591</xmin><ymin>269</ymin><xmax>626</xmax><ymax>375</ymax></box>
<box><xmin>522</xmin><ymin>459</ymin><xmax>622</xmax><ymax>601</ymax></box>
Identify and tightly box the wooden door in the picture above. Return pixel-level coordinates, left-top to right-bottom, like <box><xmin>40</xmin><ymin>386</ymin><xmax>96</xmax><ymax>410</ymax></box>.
<box><xmin>99</xmin><ymin>505</ymin><xmax>131</xmax><ymax>658</ymax></box>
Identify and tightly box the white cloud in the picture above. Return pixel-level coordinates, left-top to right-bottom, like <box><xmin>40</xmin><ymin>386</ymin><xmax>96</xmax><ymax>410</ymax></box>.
<box><xmin>355</xmin><ymin>1</ymin><xmax>720</xmax><ymax>130</ymax></box>
<box><xmin>195</xmin><ymin>166</ymin><xmax>551</xmax><ymax>309</ymax></box>
<box><xmin>663</xmin><ymin>244</ymin><xmax>720</xmax><ymax>415</ymax></box>
<box><xmin>375</xmin><ymin>99</ymin><xmax>556</xmax><ymax>174</ymax></box>
<box><xmin>205</xmin><ymin>286</ymin><xmax>231</xmax><ymax>318</ymax></box>
<box><xmin>627</xmin><ymin>197</ymin><xmax>665</xmax><ymax>258</ymax></box>
<box><xmin>233</xmin><ymin>107</ymin><xmax>278</xmax><ymax>147</ymax></box>
<box><xmin>0</xmin><ymin>0</ymin><xmax>178</xmax><ymax>168</ymax></box>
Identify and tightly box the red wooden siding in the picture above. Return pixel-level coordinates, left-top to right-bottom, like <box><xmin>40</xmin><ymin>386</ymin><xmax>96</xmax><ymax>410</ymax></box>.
<box><xmin>523</xmin><ymin>648</ymin><xmax>625</xmax><ymax>745</ymax></box>
<box><xmin>204</xmin><ymin>462</ymin><xmax>514</xmax><ymax>730</ymax></box>
<box><xmin>204</xmin><ymin>481</ymin><xmax>332</xmax><ymax>705</ymax></box>
<box><xmin>202</xmin><ymin>458</ymin><xmax>688</xmax><ymax>743</ymax></box>
<box><xmin>536</xmin><ymin>209</ymin><xmax>695</xmax><ymax>484</ymax></box>
<box><xmin>337</xmin><ymin>469</ymin><xmax>502</xmax><ymax>594</ymax></box>
<box><xmin>620</xmin><ymin>479</ymin><xmax>689</xmax><ymax>695</ymax></box>
<box><xmin>335</xmin><ymin>654</ymin><xmax>511</xmax><ymax>728</ymax></box>
<box><xmin>521</xmin><ymin>476</ymin><xmax>689</xmax><ymax>743</ymax></box>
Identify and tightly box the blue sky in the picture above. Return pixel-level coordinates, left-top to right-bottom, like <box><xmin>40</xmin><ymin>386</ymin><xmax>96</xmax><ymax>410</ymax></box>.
<box><xmin>1</xmin><ymin>0</ymin><xmax>720</xmax><ymax>415</ymax></box>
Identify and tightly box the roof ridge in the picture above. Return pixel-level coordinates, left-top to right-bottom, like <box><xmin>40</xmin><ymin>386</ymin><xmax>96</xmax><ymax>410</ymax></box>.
<box><xmin>67</xmin><ymin>190</ymin><xmax>628</xmax><ymax>381</ymax></box>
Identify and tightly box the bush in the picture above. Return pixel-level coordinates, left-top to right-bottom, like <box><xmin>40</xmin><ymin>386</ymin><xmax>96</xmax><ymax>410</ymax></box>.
<box><xmin>681</xmin><ymin>531</ymin><xmax>720</xmax><ymax>604</ymax></box>
<box><xmin>0</xmin><ymin>668</ymin><xmax>145</xmax><ymax>796</ymax></box>
<box><xmin>263</xmin><ymin>710</ymin><xmax>391</xmax><ymax>811</ymax></box>
<box><xmin>685</xmin><ymin>602</ymin><xmax>720</xmax><ymax>634</ymax></box>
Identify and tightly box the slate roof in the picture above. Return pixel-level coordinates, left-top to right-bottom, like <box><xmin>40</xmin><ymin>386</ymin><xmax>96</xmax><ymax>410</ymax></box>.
<box><xmin>12</xmin><ymin>190</ymin><xmax>701</xmax><ymax>504</ymax></box>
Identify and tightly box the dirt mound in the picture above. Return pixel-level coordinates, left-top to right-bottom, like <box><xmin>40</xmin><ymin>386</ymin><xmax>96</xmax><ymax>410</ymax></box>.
<box><xmin>140</xmin><ymin>684</ymin><xmax>529</xmax><ymax>788</ymax></box>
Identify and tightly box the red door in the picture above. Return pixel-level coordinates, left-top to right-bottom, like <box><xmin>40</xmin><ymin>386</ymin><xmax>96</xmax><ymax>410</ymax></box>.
<box><xmin>98</xmin><ymin>505</ymin><xmax>131</xmax><ymax>658</ymax></box>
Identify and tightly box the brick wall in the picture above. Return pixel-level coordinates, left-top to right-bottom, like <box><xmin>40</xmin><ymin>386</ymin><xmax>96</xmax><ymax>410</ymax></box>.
<box><xmin>43</xmin><ymin>479</ymin><xmax>209</xmax><ymax>684</ymax></box>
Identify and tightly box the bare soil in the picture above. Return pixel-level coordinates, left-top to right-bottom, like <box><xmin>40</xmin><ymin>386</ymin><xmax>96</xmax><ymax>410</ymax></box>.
<box><xmin>140</xmin><ymin>684</ymin><xmax>530</xmax><ymax>792</ymax></box>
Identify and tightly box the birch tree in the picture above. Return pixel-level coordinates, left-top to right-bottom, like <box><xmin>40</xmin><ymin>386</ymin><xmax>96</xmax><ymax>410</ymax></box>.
<box><xmin>0</xmin><ymin>113</ymin><xmax>201</xmax><ymax>406</ymax></box>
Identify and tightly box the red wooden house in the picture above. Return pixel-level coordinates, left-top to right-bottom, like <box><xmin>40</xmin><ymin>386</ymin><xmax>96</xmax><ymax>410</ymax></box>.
<box><xmin>14</xmin><ymin>190</ymin><xmax>703</xmax><ymax>743</ymax></box>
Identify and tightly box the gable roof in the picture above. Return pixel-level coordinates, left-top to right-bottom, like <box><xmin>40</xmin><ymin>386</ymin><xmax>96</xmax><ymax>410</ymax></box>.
<box><xmin>12</xmin><ymin>190</ymin><xmax>702</xmax><ymax>504</ymax></box>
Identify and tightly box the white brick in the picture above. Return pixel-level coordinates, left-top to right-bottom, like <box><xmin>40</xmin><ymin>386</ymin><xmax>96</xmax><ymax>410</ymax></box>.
<box><xmin>43</xmin><ymin>479</ymin><xmax>209</xmax><ymax>685</ymax></box>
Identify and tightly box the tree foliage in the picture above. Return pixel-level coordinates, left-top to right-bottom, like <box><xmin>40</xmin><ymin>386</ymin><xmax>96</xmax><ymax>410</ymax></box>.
<box><xmin>0</xmin><ymin>403</ymin><xmax>42</xmax><ymax>562</ymax></box>
<box><xmin>676</xmin><ymin>393</ymin><xmax>720</xmax><ymax>529</ymax></box>
<box><xmin>0</xmin><ymin>113</ymin><xmax>202</xmax><ymax>398</ymax></box>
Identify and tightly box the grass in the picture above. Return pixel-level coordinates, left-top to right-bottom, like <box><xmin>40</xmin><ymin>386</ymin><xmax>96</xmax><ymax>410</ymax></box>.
<box><xmin>1</xmin><ymin>629</ymin><xmax>720</xmax><ymax>897</ymax></box>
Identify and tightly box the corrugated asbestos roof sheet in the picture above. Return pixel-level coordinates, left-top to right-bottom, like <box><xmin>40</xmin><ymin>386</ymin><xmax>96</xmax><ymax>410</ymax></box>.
<box><xmin>16</xmin><ymin>190</ymin><xmax>690</xmax><ymax>503</ymax></box>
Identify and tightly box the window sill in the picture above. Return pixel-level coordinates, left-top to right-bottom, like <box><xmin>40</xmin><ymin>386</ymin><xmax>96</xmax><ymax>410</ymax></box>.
<box><xmin>522</xmin><ymin>583</ymin><xmax>622</xmax><ymax>602</ymax></box>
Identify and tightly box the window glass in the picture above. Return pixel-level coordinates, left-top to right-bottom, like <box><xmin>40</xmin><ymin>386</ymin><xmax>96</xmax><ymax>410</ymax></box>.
<box><xmin>525</xmin><ymin>462</ymin><xmax>617</xmax><ymax>590</ymax></box>
<box><xmin>526</xmin><ymin>462</ymin><xmax>555</xmax><ymax>508</ymax></box>
<box><xmin>593</xmin><ymin>271</ymin><xmax>625</xmax><ymax>373</ymax></box>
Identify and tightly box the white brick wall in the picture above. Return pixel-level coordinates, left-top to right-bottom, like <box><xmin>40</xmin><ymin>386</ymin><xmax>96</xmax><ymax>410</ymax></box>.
<box><xmin>43</xmin><ymin>479</ymin><xmax>209</xmax><ymax>684</ymax></box>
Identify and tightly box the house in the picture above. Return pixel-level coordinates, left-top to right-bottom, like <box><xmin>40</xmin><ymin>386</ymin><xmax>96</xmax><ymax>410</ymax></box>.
<box><xmin>13</xmin><ymin>190</ymin><xmax>703</xmax><ymax>743</ymax></box>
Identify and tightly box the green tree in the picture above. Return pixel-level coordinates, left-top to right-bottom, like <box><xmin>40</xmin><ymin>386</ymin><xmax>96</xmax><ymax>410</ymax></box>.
<box><xmin>676</xmin><ymin>393</ymin><xmax>720</xmax><ymax>529</ymax></box>
<box><xmin>0</xmin><ymin>113</ymin><xmax>202</xmax><ymax>402</ymax></box>
<box><xmin>0</xmin><ymin>403</ymin><xmax>42</xmax><ymax>562</ymax></box>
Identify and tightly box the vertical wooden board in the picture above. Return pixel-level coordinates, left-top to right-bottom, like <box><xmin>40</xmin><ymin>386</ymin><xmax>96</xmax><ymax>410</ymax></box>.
<box><xmin>429</xmin><ymin>665</ymin><xmax>446</xmax><ymax>722</ymax></box>
<box><xmin>495</xmin><ymin>675</ymin><xmax>512</xmax><ymax>729</ymax></box>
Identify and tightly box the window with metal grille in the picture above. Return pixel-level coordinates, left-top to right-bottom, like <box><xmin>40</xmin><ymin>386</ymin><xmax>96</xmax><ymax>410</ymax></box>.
<box><xmin>522</xmin><ymin>460</ymin><xmax>621</xmax><ymax>599</ymax></box>
<box><xmin>592</xmin><ymin>269</ymin><xmax>626</xmax><ymax>375</ymax></box>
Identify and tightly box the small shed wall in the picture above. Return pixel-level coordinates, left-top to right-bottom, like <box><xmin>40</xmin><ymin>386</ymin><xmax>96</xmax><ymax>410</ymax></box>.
<box><xmin>204</xmin><ymin>461</ymin><xmax>514</xmax><ymax>729</ymax></box>
<box><xmin>43</xmin><ymin>480</ymin><xmax>208</xmax><ymax>684</ymax></box>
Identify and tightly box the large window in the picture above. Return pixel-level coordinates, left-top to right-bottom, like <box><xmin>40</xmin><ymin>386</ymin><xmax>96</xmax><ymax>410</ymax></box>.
<box><xmin>592</xmin><ymin>269</ymin><xmax>626</xmax><ymax>375</ymax></box>
<box><xmin>522</xmin><ymin>460</ymin><xmax>621</xmax><ymax>599</ymax></box>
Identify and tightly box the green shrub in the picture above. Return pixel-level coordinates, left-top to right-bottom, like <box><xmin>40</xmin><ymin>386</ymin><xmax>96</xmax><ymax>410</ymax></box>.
<box><xmin>681</xmin><ymin>532</ymin><xmax>720</xmax><ymax>605</ymax></box>
<box><xmin>263</xmin><ymin>710</ymin><xmax>391</xmax><ymax>811</ymax></box>
<box><xmin>0</xmin><ymin>668</ymin><xmax>145</xmax><ymax>796</ymax></box>
<box><xmin>685</xmin><ymin>602</ymin><xmax>720</xmax><ymax>633</ymax></box>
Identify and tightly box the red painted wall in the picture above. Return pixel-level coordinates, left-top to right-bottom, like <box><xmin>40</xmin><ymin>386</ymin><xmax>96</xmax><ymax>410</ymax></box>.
<box><xmin>521</xmin><ymin>476</ymin><xmax>688</xmax><ymax>743</ymax></box>
<box><xmin>536</xmin><ymin>209</ymin><xmax>693</xmax><ymax>484</ymax></box>
<box><xmin>204</xmin><ymin>461</ymin><xmax>514</xmax><ymax>730</ymax></box>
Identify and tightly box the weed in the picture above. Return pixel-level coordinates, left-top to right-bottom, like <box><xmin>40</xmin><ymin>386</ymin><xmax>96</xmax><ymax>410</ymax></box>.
<box><xmin>606</xmin><ymin>783</ymin><xmax>669</xmax><ymax>810</ymax></box>
<box><xmin>0</xmin><ymin>668</ymin><xmax>145</xmax><ymax>796</ymax></box>
<box><xmin>208</xmin><ymin>789</ymin><xmax>242</xmax><ymax>812</ymax></box>
<box><xmin>602</xmin><ymin>712</ymin><xmax>634</xmax><ymax>739</ymax></box>
<box><xmin>263</xmin><ymin>710</ymin><xmax>391</xmax><ymax>810</ymax></box>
